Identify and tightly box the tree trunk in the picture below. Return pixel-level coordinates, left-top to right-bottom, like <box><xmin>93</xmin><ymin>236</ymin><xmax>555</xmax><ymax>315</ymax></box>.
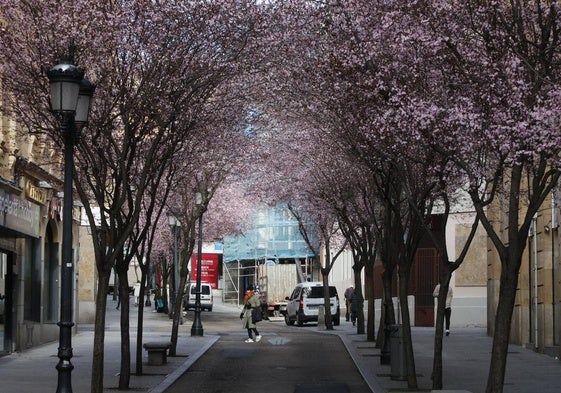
<box><xmin>135</xmin><ymin>267</ymin><xmax>148</xmax><ymax>376</ymax></box>
<box><xmin>399</xmin><ymin>269</ymin><xmax>418</xmax><ymax>389</ymax></box>
<box><xmin>118</xmin><ymin>272</ymin><xmax>131</xmax><ymax>389</ymax></box>
<box><xmin>353</xmin><ymin>284</ymin><xmax>365</xmax><ymax>334</ymax></box>
<box><xmin>170</xmin><ymin>239</ymin><xmax>194</xmax><ymax>356</ymax></box>
<box><xmin>350</xmin><ymin>260</ymin><xmax>365</xmax><ymax>334</ymax></box>
<box><xmin>486</xmin><ymin>264</ymin><xmax>519</xmax><ymax>393</ymax></box>
<box><xmin>162</xmin><ymin>268</ymin><xmax>170</xmax><ymax>315</ymax></box>
<box><xmin>321</xmin><ymin>271</ymin><xmax>334</xmax><ymax>330</ymax></box>
<box><xmin>376</xmin><ymin>268</ymin><xmax>395</xmax><ymax>353</ymax></box>
<box><xmin>354</xmin><ymin>285</ymin><xmax>365</xmax><ymax>334</ymax></box>
<box><xmin>364</xmin><ymin>263</ymin><xmax>374</xmax><ymax>339</ymax></box>
<box><xmin>91</xmin><ymin>272</ymin><xmax>111</xmax><ymax>393</ymax></box>
<box><xmin>431</xmin><ymin>273</ymin><xmax>451</xmax><ymax>390</ymax></box>
<box><xmin>170</xmin><ymin>265</ymin><xmax>188</xmax><ymax>356</ymax></box>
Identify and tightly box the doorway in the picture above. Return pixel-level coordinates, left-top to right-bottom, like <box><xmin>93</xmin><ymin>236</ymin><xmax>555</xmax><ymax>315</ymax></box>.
<box><xmin>0</xmin><ymin>251</ymin><xmax>14</xmax><ymax>354</ymax></box>
<box><xmin>413</xmin><ymin>248</ymin><xmax>439</xmax><ymax>327</ymax></box>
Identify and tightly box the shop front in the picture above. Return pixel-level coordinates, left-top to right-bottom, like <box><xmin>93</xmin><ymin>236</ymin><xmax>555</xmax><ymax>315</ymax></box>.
<box><xmin>0</xmin><ymin>177</ymin><xmax>69</xmax><ymax>353</ymax></box>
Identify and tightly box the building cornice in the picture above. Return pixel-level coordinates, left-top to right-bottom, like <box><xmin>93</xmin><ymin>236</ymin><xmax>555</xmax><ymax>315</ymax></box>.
<box><xmin>0</xmin><ymin>176</ymin><xmax>22</xmax><ymax>193</ymax></box>
<box><xmin>15</xmin><ymin>155</ymin><xmax>63</xmax><ymax>191</ymax></box>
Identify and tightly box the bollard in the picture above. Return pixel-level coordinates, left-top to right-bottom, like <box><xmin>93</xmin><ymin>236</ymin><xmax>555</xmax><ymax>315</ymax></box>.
<box><xmin>380</xmin><ymin>325</ymin><xmax>391</xmax><ymax>365</ymax></box>
<box><xmin>317</xmin><ymin>305</ymin><xmax>326</xmax><ymax>329</ymax></box>
<box><xmin>390</xmin><ymin>324</ymin><xmax>406</xmax><ymax>380</ymax></box>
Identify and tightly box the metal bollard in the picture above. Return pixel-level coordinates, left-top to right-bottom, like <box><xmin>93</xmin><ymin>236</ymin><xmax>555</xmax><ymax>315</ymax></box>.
<box><xmin>390</xmin><ymin>324</ymin><xmax>406</xmax><ymax>380</ymax></box>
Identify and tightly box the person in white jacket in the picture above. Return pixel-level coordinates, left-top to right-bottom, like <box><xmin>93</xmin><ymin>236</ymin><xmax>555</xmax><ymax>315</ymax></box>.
<box><xmin>433</xmin><ymin>283</ymin><xmax>453</xmax><ymax>336</ymax></box>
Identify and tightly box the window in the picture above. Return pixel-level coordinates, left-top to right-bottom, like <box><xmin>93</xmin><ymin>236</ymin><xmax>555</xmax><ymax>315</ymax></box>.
<box><xmin>308</xmin><ymin>286</ymin><xmax>337</xmax><ymax>298</ymax></box>
<box><xmin>290</xmin><ymin>287</ymin><xmax>300</xmax><ymax>300</ymax></box>
<box><xmin>24</xmin><ymin>238</ymin><xmax>41</xmax><ymax>322</ymax></box>
<box><xmin>191</xmin><ymin>284</ymin><xmax>211</xmax><ymax>295</ymax></box>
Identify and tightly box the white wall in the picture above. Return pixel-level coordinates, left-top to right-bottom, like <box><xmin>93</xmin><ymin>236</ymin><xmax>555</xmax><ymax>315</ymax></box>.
<box><xmin>443</xmin><ymin>210</ymin><xmax>488</xmax><ymax>328</ymax></box>
<box><xmin>328</xmin><ymin>249</ymin><xmax>362</xmax><ymax>303</ymax></box>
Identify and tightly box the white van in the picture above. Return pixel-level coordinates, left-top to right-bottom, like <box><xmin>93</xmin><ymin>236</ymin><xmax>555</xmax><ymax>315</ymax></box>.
<box><xmin>183</xmin><ymin>283</ymin><xmax>213</xmax><ymax>312</ymax></box>
<box><xmin>284</xmin><ymin>281</ymin><xmax>340</xmax><ymax>326</ymax></box>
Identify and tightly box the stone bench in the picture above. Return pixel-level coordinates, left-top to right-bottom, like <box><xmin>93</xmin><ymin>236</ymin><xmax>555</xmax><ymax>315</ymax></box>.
<box><xmin>143</xmin><ymin>341</ymin><xmax>172</xmax><ymax>366</ymax></box>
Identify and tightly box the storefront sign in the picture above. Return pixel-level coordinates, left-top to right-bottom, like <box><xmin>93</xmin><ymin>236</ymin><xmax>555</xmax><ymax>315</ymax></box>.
<box><xmin>0</xmin><ymin>188</ymin><xmax>41</xmax><ymax>237</ymax></box>
<box><xmin>25</xmin><ymin>181</ymin><xmax>48</xmax><ymax>205</ymax></box>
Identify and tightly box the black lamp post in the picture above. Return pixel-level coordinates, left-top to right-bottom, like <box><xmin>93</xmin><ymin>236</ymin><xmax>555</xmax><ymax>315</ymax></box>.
<box><xmin>167</xmin><ymin>212</ymin><xmax>181</xmax><ymax>322</ymax></box>
<box><xmin>47</xmin><ymin>42</ymin><xmax>95</xmax><ymax>393</ymax></box>
<box><xmin>191</xmin><ymin>192</ymin><xmax>204</xmax><ymax>336</ymax></box>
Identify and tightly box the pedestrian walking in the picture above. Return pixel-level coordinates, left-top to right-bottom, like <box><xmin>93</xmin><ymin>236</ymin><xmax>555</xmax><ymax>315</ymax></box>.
<box><xmin>433</xmin><ymin>283</ymin><xmax>453</xmax><ymax>336</ymax></box>
<box><xmin>154</xmin><ymin>285</ymin><xmax>164</xmax><ymax>313</ymax></box>
<box><xmin>344</xmin><ymin>285</ymin><xmax>354</xmax><ymax>322</ymax></box>
<box><xmin>240</xmin><ymin>285</ymin><xmax>262</xmax><ymax>343</ymax></box>
<box><xmin>116</xmin><ymin>285</ymin><xmax>121</xmax><ymax>310</ymax></box>
<box><xmin>350</xmin><ymin>290</ymin><xmax>358</xmax><ymax>326</ymax></box>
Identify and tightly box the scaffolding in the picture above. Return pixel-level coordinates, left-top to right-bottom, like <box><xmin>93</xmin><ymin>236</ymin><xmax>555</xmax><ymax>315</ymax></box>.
<box><xmin>222</xmin><ymin>205</ymin><xmax>316</xmax><ymax>305</ymax></box>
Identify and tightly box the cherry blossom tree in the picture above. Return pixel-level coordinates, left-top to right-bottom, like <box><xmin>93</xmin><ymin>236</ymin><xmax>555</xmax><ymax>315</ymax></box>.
<box><xmin>129</xmin><ymin>171</ymin><xmax>175</xmax><ymax>375</ymax></box>
<box><xmin>246</xmin><ymin>2</ymin><xmax>466</xmax><ymax>389</ymax></box>
<box><xmin>4</xmin><ymin>2</ymin><xmax>561</xmax><ymax>393</ymax></box>
<box><xmin>0</xmin><ymin>1</ymin><xmax>260</xmax><ymax>391</ymax></box>
<box><xmin>420</xmin><ymin>2</ymin><xmax>561</xmax><ymax>392</ymax></box>
<box><xmin>157</xmin><ymin>76</ymin><xmax>262</xmax><ymax>353</ymax></box>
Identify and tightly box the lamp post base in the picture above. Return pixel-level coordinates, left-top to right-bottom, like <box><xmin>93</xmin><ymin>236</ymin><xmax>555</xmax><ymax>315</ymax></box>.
<box><xmin>191</xmin><ymin>308</ymin><xmax>204</xmax><ymax>336</ymax></box>
<box><xmin>191</xmin><ymin>326</ymin><xmax>204</xmax><ymax>336</ymax></box>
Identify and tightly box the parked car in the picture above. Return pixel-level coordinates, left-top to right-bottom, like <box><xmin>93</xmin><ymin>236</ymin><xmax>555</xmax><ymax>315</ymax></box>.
<box><xmin>284</xmin><ymin>281</ymin><xmax>340</xmax><ymax>326</ymax></box>
<box><xmin>183</xmin><ymin>283</ymin><xmax>213</xmax><ymax>312</ymax></box>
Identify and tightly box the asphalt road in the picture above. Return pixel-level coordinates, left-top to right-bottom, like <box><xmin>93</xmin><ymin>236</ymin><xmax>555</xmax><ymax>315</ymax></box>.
<box><xmin>165</xmin><ymin>306</ymin><xmax>372</xmax><ymax>393</ymax></box>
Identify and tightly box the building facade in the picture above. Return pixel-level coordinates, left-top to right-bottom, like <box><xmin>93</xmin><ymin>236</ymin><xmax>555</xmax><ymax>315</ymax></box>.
<box><xmin>490</xmin><ymin>191</ymin><xmax>561</xmax><ymax>356</ymax></box>
<box><xmin>373</xmin><ymin>211</ymin><xmax>488</xmax><ymax>329</ymax></box>
<box><xmin>0</xmin><ymin>113</ymin><xmax>81</xmax><ymax>353</ymax></box>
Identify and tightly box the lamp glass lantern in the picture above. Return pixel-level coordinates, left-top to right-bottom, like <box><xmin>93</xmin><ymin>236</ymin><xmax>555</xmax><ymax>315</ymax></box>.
<box><xmin>168</xmin><ymin>213</ymin><xmax>181</xmax><ymax>228</ymax></box>
<box><xmin>75</xmin><ymin>77</ymin><xmax>95</xmax><ymax>128</ymax></box>
<box><xmin>47</xmin><ymin>62</ymin><xmax>84</xmax><ymax>114</ymax></box>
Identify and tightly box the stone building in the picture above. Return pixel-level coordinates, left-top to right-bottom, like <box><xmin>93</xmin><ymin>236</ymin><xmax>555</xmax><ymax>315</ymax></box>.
<box><xmin>489</xmin><ymin>191</ymin><xmax>561</xmax><ymax>356</ymax></box>
<box><xmin>0</xmin><ymin>112</ymin><xmax>82</xmax><ymax>353</ymax></box>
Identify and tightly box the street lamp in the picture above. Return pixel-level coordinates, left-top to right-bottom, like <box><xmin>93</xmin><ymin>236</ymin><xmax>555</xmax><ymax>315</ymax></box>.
<box><xmin>191</xmin><ymin>191</ymin><xmax>204</xmax><ymax>336</ymax></box>
<box><xmin>167</xmin><ymin>212</ymin><xmax>181</xmax><ymax>321</ymax></box>
<box><xmin>47</xmin><ymin>42</ymin><xmax>95</xmax><ymax>393</ymax></box>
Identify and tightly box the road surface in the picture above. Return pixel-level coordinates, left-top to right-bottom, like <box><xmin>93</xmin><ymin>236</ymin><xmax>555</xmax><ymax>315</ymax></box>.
<box><xmin>165</xmin><ymin>303</ymin><xmax>372</xmax><ymax>393</ymax></box>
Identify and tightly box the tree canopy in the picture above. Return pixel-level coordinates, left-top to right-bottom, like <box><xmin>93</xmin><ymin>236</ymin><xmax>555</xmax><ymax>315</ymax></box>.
<box><xmin>2</xmin><ymin>1</ymin><xmax>561</xmax><ymax>392</ymax></box>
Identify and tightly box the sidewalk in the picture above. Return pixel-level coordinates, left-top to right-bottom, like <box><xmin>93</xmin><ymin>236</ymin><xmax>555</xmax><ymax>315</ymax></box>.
<box><xmin>0</xmin><ymin>297</ymin><xmax>219</xmax><ymax>393</ymax></box>
<box><xmin>0</xmin><ymin>298</ymin><xmax>560</xmax><ymax>393</ymax></box>
<box><xmin>328</xmin><ymin>323</ymin><xmax>561</xmax><ymax>393</ymax></box>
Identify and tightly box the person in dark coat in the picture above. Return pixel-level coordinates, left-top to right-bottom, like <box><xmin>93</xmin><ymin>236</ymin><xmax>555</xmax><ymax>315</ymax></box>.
<box><xmin>344</xmin><ymin>285</ymin><xmax>354</xmax><ymax>322</ymax></box>
<box><xmin>350</xmin><ymin>290</ymin><xmax>358</xmax><ymax>326</ymax></box>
